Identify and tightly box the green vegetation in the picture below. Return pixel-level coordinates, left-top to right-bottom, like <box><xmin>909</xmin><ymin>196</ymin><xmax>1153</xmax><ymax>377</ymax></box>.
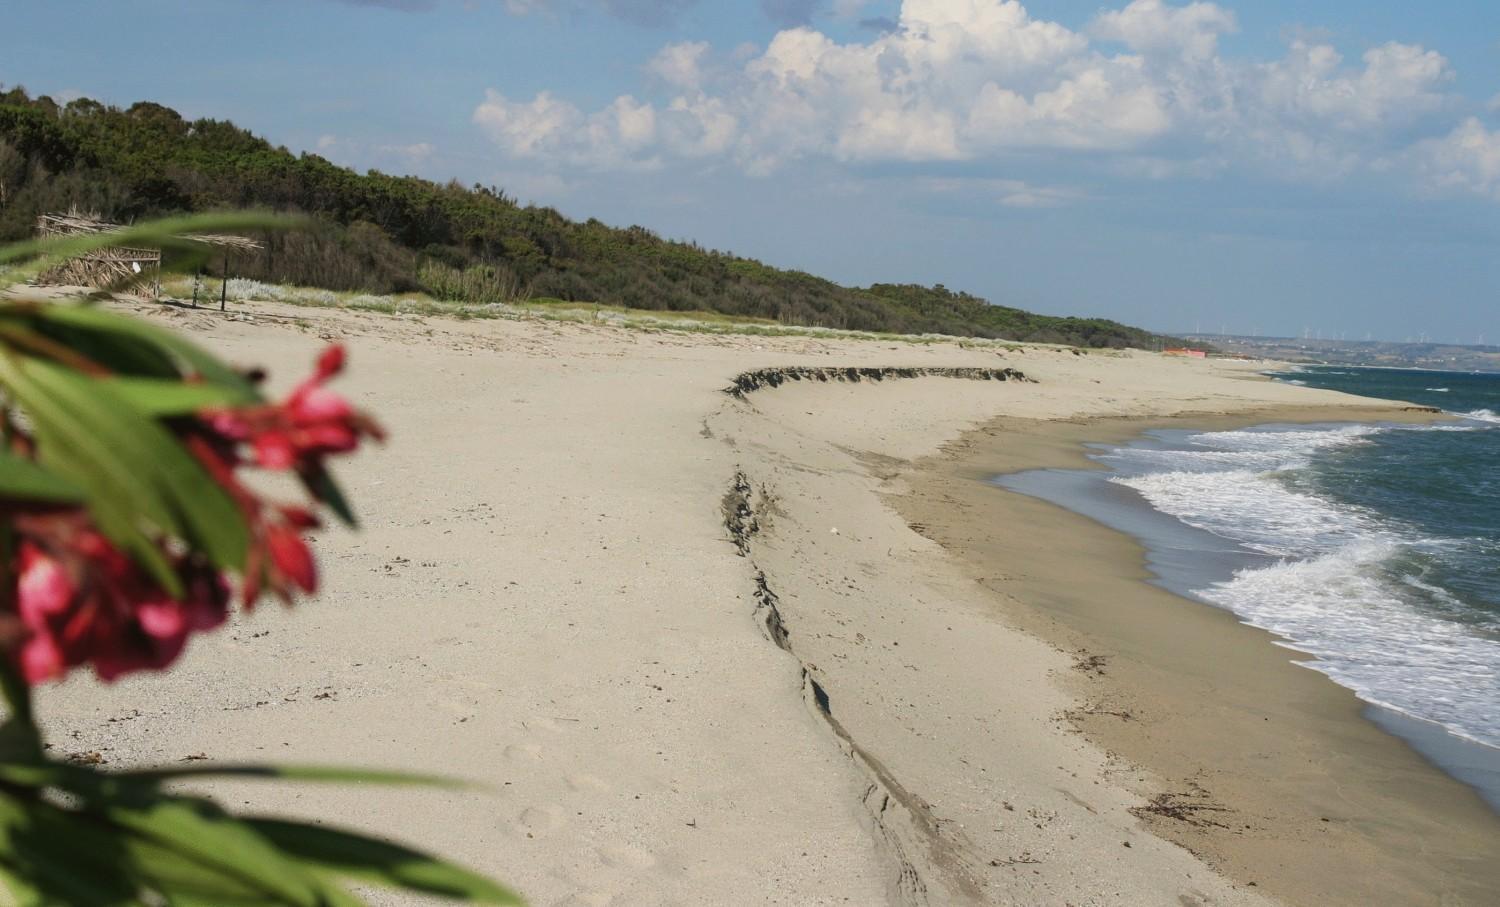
<box><xmin>0</xmin><ymin>86</ymin><xmax>1180</xmax><ymax>348</ymax></box>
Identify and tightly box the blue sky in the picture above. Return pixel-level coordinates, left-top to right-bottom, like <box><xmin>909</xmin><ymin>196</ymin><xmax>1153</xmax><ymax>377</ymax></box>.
<box><xmin>6</xmin><ymin>0</ymin><xmax>1499</xmax><ymax>341</ymax></box>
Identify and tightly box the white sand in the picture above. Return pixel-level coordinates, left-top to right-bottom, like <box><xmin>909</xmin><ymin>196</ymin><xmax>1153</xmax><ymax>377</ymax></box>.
<box><xmin>38</xmin><ymin>300</ymin><xmax>1428</xmax><ymax>905</ymax></box>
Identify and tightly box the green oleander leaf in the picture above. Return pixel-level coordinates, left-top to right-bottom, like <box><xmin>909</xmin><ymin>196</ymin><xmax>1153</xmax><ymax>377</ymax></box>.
<box><xmin>103</xmin><ymin>375</ymin><xmax>247</xmax><ymax>415</ymax></box>
<box><xmin>302</xmin><ymin>465</ymin><xmax>357</xmax><ymax>527</ymax></box>
<box><xmin>33</xmin><ymin>303</ymin><xmax>263</xmax><ymax>399</ymax></box>
<box><xmin>113</xmin><ymin>762</ymin><xmax>467</xmax><ymax>789</ymax></box>
<box><xmin>246</xmin><ymin>819</ymin><xmax>521</xmax><ymax>904</ymax></box>
<box><xmin>17</xmin><ymin>357</ymin><xmax>249</xmax><ymax>574</ymax></box>
<box><xmin>0</xmin><ymin>450</ymin><xmax>85</xmax><ymax>504</ymax></box>
<box><xmin>0</xmin><ymin>350</ymin><xmax>185</xmax><ymax>593</ymax></box>
<box><xmin>99</xmin><ymin>797</ymin><xmax>325</xmax><ymax>907</ymax></box>
<box><xmin>0</xmin><ymin>212</ymin><xmax>299</xmax><ymax>284</ymax></box>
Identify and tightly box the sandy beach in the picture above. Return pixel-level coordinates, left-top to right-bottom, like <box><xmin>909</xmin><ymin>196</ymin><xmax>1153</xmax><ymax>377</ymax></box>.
<box><xmin>36</xmin><ymin>299</ymin><xmax>1500</xmax><ymax>906</ymax></box>
<box><xmin>893</xmin><ymin>412</ymin><xmax>1500</xmax><ymax>906</ymax></box>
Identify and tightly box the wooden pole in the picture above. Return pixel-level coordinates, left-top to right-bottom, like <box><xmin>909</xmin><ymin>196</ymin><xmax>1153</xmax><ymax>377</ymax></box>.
<box><xmin>220</xmin><ymin>252</ymin><xmax>228</xmax><ymax>312</ymax></box>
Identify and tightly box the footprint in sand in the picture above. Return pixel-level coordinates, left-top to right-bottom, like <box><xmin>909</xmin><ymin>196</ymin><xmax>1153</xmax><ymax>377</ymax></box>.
<box><xmin>527</xmin><ymin>716</ymin><xmax>575</xmax><ymax>735</ymax></box>
<box><xmin>596</xmin><ymin>842</ymin><xmax>657</xmax><ymax>870</ymax></box>
<box><xmin>565</xmin><ymin>773</ymin><xmax>611</xmax><ymax>793</ymax></box>
<box><xmin>502</xmin><ymin>743</ymin><xmax>543</xmax><ymax>762</ymax></box>
<box><xmin>516</xmin><ymin>804</ymin><xmax>566</xmax><ymax>838</ymax></box>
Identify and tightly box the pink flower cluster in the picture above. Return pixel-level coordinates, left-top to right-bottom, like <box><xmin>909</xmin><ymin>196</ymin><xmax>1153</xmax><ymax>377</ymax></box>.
<box><xmin>15</xmin><ymin>520</ymin><xmax>228</xmax><ymax>683</ymax></box>
<box><xmin>7</xmin><ymin>345</ymin><xmax>380</xmax><ymax>685</ymax></box>
<box><xmin>204</xmin><ymin>346</ymin><xmax>382</xmax><ymax>470</ymax></box>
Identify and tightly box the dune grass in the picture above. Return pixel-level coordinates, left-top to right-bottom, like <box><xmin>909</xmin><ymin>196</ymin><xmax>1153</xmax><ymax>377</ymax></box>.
<box><xmin>157</xmin><ymin>276</ymin><xmax>1051</xmax><ymax>350</ymax></box>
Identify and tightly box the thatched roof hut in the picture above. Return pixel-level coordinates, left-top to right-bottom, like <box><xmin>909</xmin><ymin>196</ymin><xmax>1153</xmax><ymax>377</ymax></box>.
<box><xmin>34</xmin><ymin>212</ymin><xmax>262</xmax><ymax>298</ymax></box>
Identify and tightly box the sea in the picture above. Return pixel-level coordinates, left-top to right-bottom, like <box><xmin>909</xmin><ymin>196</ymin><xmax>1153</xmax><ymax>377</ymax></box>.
<box><xmin>995</xmin><ymin>366</ymin><xmax>1500</xmax><ymax>811</ymax></box>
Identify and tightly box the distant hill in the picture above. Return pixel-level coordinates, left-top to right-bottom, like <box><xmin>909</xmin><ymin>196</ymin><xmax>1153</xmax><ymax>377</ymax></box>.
<box><xmin>1186</xmin><ymin>335</ymin><xmax>1500</xmax><ymax>373</ymax></box>
<box><xmin>0</xmin><ymin>86</ymin><xmax>1178</xmax><ymax>348</ymax></box>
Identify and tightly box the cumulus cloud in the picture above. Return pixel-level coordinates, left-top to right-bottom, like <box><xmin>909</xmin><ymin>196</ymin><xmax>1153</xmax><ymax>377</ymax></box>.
<box><xmin>471</xmin><ymin>0</ymin><xmax>1484</xmax><ymax>198</ymax></box>
<box><xmin>1414</xmin><ymin>118</ymin><xmax>1500</xmax><ymax>200</ymax></box>
<box><xmin>471</xmin><ymin>90</ymin><xmax>667</xmax><ymax>168</ymax></box>
<box><xmin>1091</xmin><ymin>0</ymin><xmax>1236</xmax><ymax>61</ymax></box>
<box><xmin>1251</xmin><ymin>41</ymin><xmax>1451</xmax><ymax>132</ymax></box>
<box><xmin>647</xmin><ymin>41</ymin><xmax>711</xmax><ymax>90</ymax></box>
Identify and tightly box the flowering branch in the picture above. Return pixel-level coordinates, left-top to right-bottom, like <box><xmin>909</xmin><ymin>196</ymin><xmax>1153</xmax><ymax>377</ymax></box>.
<box><xmin>0</xmin><ymin>216</ymin><xmax>519</xmax><ymax>905</ymax></box>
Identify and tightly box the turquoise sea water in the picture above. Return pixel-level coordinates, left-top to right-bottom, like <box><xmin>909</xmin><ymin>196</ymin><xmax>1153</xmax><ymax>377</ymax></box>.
<box><xmin>997</xmin><ymin>366</ymin><xmax>1500</xmax><ymax>807</ymax></box>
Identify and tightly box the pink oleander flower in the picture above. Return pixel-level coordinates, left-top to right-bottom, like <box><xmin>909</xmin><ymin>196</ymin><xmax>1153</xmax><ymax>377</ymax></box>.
<box><xmin>204</xmin><ymin>344</ymin><xmax>382</xmax><ymax>471</ymax></box>
<box><xmin>12</xmin><ymin>525</ymin><xmax>228</xmax><ymax>684</ymax></box>
<box><xmin>4</xmin><ymin>345</ymin><xmax>381</xmax><ymax>684</ymax></box>
<box><xmin>265</xmin><ymin>516</ymin><xmax>317</xmax><ymax>596</ymax></box>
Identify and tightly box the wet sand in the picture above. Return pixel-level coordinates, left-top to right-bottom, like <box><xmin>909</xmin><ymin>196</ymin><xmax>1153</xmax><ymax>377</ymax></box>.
<box><xmin>893</xmin><ymin>408</ymin><xmax>1500</xmax><ymax>906</ymax></box>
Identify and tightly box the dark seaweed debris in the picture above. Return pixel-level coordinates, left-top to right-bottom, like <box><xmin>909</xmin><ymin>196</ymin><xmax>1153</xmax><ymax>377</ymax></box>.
<box><xmin>724</xmin><ymin>366</ymin><xmax>1035</xmax><ymax>398</ymax></box>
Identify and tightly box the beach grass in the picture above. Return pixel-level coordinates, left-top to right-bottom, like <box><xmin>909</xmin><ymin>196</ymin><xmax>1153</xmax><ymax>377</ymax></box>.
<box><xmin>158</xmin><ymin>276</ymin><xmax>1052</xmax><ymax>350</ymax></box>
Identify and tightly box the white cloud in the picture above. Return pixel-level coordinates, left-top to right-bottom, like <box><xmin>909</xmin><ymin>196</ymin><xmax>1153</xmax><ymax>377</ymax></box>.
<box><xmin>1414</xmin><ymin>118</ymin><xmax>1500</xmax><ymax>200</ymax></box>
<box><xmin>472</xmin><ymin>90</ymin><xmax>584</xmax><ymax>158</ymax></box>
<box><xmin>647</xmin><ymin>41</ymin><xmax>710</xmax><ymax>90</ymax></box>
<box><xmin>966</xmin><ymin>57</ymin><xmax>1171</xmax><ymax>151</ymax></box>
<box><xmin>1251</xmin><ymin>41</ymin><xmax>1451</xmax><ymax>132</ymax></box>
<box><xmin>661</xmin><ymin>94</ymin><xmax>738</xmax><ymax>156</ymax></box>
<box><xmin>471</xmin><ymin>90</ymin><xmax>664</xmax><ymax>169</ymax></box>
<box><xmin>471</xmin><ymin>0</ymin><xmax>1485</xmax><ymax>199</ymax></box>
<box><xmin>1091</xmin><ymin>0</ymin><xmax>1236</xmax><ymax>62</ymax></box>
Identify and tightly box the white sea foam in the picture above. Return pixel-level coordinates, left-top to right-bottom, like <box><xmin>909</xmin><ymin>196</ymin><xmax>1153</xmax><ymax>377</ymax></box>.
<box><xmin>1205</xmin><ymin>544</ymin><xmax>1500</xmax><ymax>748</ymax></box>
<box><xmin>1189</xmin><ymin>424</ymin><xmax>1378</xmax><ymax>453</ymax></box>
<box><xmin>1427</xmin><ymin>387</ymin><xmax>1451</xmax><ymax>392</ymax></box>
<box><xmin>1097</xmin><ymin>426</ymin><xmax>1377</xmax><ymax>480</ymax></box>
<box><xmin>1114</xmin><ymin>468</ymin><xmax>1380</xmax><ymax>556</ymax></box>
<box><xmin>1462</xmin><ymin>408</ymin><xmax>1500</xmax><ymax>424</ymax></box>
<box><xmin>1105</xmin><ymin>424</ymin><xmax>1500</xmax><ymax>749</ymax></box>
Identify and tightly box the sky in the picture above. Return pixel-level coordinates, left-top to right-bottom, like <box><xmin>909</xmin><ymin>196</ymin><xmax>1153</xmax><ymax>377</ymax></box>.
<box><xmin>6</xmin><ymin>0</ymin><xmax>1499</xmax><ymax>342</ymax></box>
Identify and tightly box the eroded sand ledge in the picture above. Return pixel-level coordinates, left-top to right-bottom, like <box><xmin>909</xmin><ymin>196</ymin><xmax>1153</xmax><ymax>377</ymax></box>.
<box><xmin>35</xmin><ymin>299</ymin><xmax>1494</xmax><ymax>905</ymax></box>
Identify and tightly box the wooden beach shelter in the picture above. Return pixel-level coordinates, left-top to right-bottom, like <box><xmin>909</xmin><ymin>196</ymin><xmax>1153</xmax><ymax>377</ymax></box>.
<box><xmin>35</xmin><ymin>212</ymin><xmax>262</xmax><ymax>309</ymax></box>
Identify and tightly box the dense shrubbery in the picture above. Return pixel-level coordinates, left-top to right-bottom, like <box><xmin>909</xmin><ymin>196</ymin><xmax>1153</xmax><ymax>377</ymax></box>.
<box><xmin>418</xmin><ymin>259</ymin><xmax>526</xmax><ymax>305</ymax></box>
<box><xmin>0</xmin><ymin>86</ymin><xmax>1177</xmax><ymax>348</ymax></box>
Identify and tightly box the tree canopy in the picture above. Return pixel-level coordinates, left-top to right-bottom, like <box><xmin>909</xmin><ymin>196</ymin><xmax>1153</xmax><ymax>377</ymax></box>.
<box><xmin>0</xmin><ymin>86</ymin><xmax>1179</xmax><ymax>348</ymax></box>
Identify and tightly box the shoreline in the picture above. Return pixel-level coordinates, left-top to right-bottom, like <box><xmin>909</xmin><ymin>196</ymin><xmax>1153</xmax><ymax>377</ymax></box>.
<box><xmin>41</xmin><ymin>299</ymin><xmax>1496</xmax><ymax>905</ymax></box>
<box><xmin>891</xmin><ymin>406</ymin><xmax>1500</xmax><ymax>906</ymax></box>
<box><xmin>992</xmin><ymin>412</ymin><xmax>1500</xmax><ymax>813</ymax></box>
